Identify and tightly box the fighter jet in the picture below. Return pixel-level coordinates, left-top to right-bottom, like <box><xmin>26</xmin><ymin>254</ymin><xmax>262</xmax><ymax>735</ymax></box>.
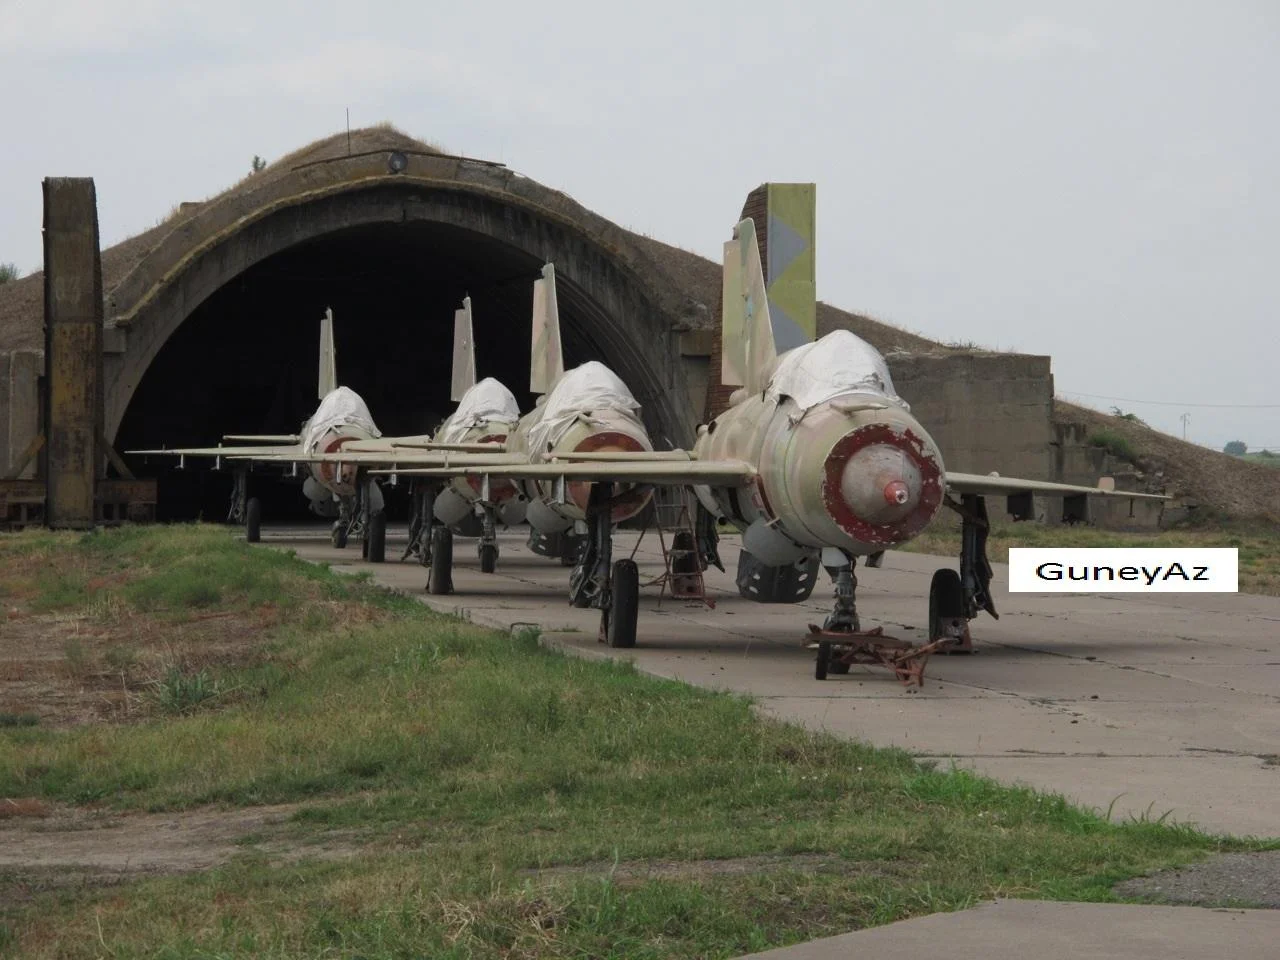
<box><xmin>374</xmin><ymin>295</ymin><xmax>524</xmax><ymax>573</ymax></box>
<box><xmin>372</xmin><ymin>216</ymin><xmax>1166</xmax><ymax>671</ymax></box>
<box><xmin>128</xmin><ymin>308</ymin><xmax>394</xmax><ymax>552</ymax></box>
<box><xmin>298</xmin><ymin>264</ymin><xmax>664</xmax><ymax>606</ymax></box>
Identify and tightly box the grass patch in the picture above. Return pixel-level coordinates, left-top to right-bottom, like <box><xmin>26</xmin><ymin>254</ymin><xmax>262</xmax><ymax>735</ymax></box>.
<box><xmin>146</xmin><ymin>667</ymin><xmax>231</xmax><ymax>715</ymax></box>
<box><xmin>0</xmin><ymin>525</ymin><xmax>1259</xmax><ymax>958</ymax></box>
<box><xmin>1088</xmin><ymin>429</ymin><xmax>1137</xmax><ymax>462</ymax></box>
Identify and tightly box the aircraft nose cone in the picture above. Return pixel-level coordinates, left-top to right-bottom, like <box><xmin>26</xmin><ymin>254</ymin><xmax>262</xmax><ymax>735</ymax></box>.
<box><xmin>839</xmin><ymin>444</ymin><xmax>922</xmax><ymax>524</ymax></box>
<box><xmin>884</xmin><ymin>480</ymin><xmax>910</xmax><ymax>505</ymax></box>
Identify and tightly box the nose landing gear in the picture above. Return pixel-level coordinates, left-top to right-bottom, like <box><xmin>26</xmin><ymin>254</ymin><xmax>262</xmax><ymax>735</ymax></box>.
<box><xmin>808</xmin><ymin>553</ymin><xmax>943</xmax><ymax>688</ymax></box>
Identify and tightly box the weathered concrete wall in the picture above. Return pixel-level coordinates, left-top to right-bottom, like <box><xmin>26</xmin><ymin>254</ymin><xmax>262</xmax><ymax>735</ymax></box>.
<box><xmin>1052</xmin><ymin>421</ymin><xmax>1164</xmax><ymax>529</ymax></box>
<box><xmin>1</xmin><ymin>350</ymin><xmax>42</xmax><ymax>479</ymax></box>
<box><xmin>889</xmin><ymin>352</ymin><xmax>1054</xmax><ymax>480</ymax></box>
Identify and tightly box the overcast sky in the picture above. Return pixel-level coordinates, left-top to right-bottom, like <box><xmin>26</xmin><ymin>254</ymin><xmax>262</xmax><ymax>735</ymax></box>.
<box><xmin>2</xmin><ymin>0</ymin><xmax>1275</xmax><ymax>449</ymax></box>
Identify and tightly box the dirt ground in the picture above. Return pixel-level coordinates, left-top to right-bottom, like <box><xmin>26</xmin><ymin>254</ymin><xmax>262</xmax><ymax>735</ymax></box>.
<box><xmin>0</xmin><ymin>606</ymin><xmax>274</xmax><ymax>726</ymax></box>
<box><xmin>0</xmin><ymin>801</ymin><xmax>361</xmax><ymax>905</ymax></box>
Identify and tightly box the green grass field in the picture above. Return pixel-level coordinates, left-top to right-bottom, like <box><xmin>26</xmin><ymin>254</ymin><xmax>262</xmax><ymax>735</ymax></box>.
<box><xmin>0</xmin><ymin>526</ymin><xmax>1264</xmax><ymax>958</ymax></box>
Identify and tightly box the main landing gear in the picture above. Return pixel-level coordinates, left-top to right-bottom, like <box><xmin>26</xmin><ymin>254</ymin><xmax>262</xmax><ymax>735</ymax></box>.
<box><xmin>406</xmin><ymin>482</ymin><xmax>453</xmax><ymax>596</ymax></box>
<box><xmin>228</xmin><ymin>468</ymin><xmax>262</xmax><ymax>543</ymax></box>
<box><xmin>427</xmin><ymin>525</ymin><xmax>453</xmax><ymax>595</ymax></box>
<box><xmin>330</xmin><ymin>475</ymin><xmax>386</xmax><ymax>563</ymax></box>
<box><xmin>570</xmin><ymin>482</ymin><xmax>639</xmax><ymax>649</ymax></box>
<box><xmin>477</xmin><ymin>504</ymin><xmax>500</xmax><ymax>574</ymax></box>
<box><xmin>403</xmin><ymin>482</ymin><xmax>437</xmax><ymax>566</ymax></box>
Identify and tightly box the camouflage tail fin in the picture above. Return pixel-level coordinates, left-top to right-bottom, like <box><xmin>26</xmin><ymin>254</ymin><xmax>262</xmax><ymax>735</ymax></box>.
<box><xmin>529</xmin><ymin>263</ymin><xmax>565</xmax><ymax>394</ymax></box>
<box><xmin>720</xmin><ymin>219</ymin><xmax>776</xmax><ymax>395</ymax></box>
<box><xmin>450</xmin><ymin>296</ymin><xmax>477</xmax><ymax>402</ymax></box>
<box><xmin>318</xmin><ymin>307</ymin><xmax>337</xmax><ymax>399</ymax></box>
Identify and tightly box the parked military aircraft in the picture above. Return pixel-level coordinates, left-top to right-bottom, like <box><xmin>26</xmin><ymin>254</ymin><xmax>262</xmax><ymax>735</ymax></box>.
<box><xmin>288</xmin><ymin>264</ymin><xmax>664</xmax><ymax>604</ymax></box>
<box><xmin>367</xmin><ymin>295</ymin><xmax>523</xmax><ymax>572</ymax></box>
<box><xmin>362</xmin><ymin>217</ymin><xmax>1166</xmax><ymax>666</ymax></box>
<box><xmin>128</xmin><ymin>309</ymin><xmax>395</xmax><ymax>552</ymax></box>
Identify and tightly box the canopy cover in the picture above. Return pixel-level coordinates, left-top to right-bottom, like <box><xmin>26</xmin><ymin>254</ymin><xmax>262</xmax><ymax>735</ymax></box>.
<box><xmin>766</xmin><ymin>330</ymin><xmax>909</xmax><ymax>413</ymax></box>
<box><xmin>303</xmin><ymin>386</ymin><xmax>381</xmax><ymax>451</ymax></box>
<box><xmin>528</xmin><ymin>361</ymin><xmax>642</xmax><ymax>453</ymax></box>
<box><xmin>437</xmin><ymin>377</ymin><xmax>521</xmax><ymax>442</ymax></box>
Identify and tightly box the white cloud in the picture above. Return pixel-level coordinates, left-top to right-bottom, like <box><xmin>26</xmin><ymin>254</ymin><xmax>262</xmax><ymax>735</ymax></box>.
<box><xmin>955</xmin><ymin>17</ymin><xmax>1100</xmax><ymax>62</ymax></box>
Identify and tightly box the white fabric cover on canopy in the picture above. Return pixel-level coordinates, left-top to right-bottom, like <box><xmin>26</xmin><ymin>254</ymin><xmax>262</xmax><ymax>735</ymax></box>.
<box><xmin>528</xmin><ymin>361</ymin><xmax>641</xmax><ymax>453</ymax></box>
<box><xmin>437</xmin><ymin>377</ymin><xmax>521</xmax><ymax>442</ymax></box>
<box><xmin>765</xmin><ymin>330</ymin><xmax>909</xmax><ymax>412</ymax></box>
<box><xmin>303</xmin><ymin>386</ymin><xmax>381</xmax><ymax>452</ymax></box>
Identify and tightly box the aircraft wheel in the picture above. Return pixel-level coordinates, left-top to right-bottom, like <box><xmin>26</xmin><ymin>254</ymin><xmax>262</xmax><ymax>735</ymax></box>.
<box><xmin>427</xmin><ymin>526</ymin><xmax>453</xmax><ymax>595</ymax></box>
<box><xmin>367</xmin><ymin>513</ymin><xmax>387</xmax><ymax>564</ymax></box>
<box><xmin>606</xmin><ymin>559</ymin><xmax>639</xmax><ymax>649</ymax></box>
<box><xmin>331</xmin><ymin>522</ymin><xmax>348</xmax><ymax>549</ymax></box>
<box><xmin>929</xmin><ymin>568</ymin><xmax>967</xmax><ymax>645</ymax></box>
<box><xmin>479</xmin><ymin>543</ymin><xmax>498</xmax><ymax>574</ymax></box>
<box><xmin>245</xmin><ymin>498</ymin><xmax>262</xmax><ymax>544</ymax></box>
<box><xmin>815</xmin><ymin>640</ymin><xmax>831</xmax><ymax>681</ymax></box>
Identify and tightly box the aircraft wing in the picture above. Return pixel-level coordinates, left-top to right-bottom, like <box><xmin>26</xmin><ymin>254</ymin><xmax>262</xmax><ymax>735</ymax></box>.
<box><xmin>227</xmin><ymin>451</ymin><xmax>526</xmax><ymax>467</ymax></box>
<box><xmin>388</xmin><ymin>440</ymin><xmax>509</xmax><ymax>453</ymax></box>
<box><xmin>222</xmin><ymin>434</ymin><xmax>301</xmax><ymax>443</ymax></box>
<box><xmin>945</xmin><ymin>472</ymin><xmax>1168</xmax><ymax>500</ymax></box>
<box><xmin>339</xmin><ymin>436</ymin><xmax>507</xmax><ymax>454</ymax></box>
<box><xmin>128</xmin><ymin>443</ymin><xmax>305</xmax><ymax>459</ymax></box>
<box><xmin>340</xmin><ymin>434</ymin><xmax>435</xmax><ymax>452</ymax></box>
<box><xmin>374</xmin><ymin>459</ymin><xmax>757</xmax><ymax>487</ymax></box>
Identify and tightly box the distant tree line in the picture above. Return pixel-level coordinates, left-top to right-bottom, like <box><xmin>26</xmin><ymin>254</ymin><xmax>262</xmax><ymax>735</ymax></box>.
<box><xmin>1224</xmin><ymin>441</ymin><xmax>1247</xmax><ymax>456</ymax></box>
<box><xmin>0</xmin><ymin>262</ymin><xmax>18</xmax><ymax>284</ymax></box>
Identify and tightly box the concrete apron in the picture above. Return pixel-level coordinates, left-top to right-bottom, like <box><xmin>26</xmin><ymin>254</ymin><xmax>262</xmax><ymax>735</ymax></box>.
<box><xmin>266</xmin><ymin>527</ymin><xmax>1280</xmax><ymax>840</ymax></box>
<box><xmin>736</xmin><ymin>900</ymin><xmax>1280</xmax><ymax>960</ymax></box>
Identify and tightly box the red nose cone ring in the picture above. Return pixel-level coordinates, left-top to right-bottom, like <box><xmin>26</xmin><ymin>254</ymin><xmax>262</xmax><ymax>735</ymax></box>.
<box><xmin>565</xmin><ymin>430</ymin><xmax>652</xmax><ymax>523</ymax></box>
<box><xmin>884</xmin><ymin>480</ymin><xmax>910</xmax><ymax>505</ymax></box>
<box><xmin>822</xmin><ymin>424</ymin><xmax>944</xmax><ymax>547</ymax></box>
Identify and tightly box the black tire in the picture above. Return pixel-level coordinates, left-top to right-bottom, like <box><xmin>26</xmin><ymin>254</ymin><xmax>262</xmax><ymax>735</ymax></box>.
<box><xmin>929</xmin><ymin>568</ymin><xmax>965</xmax><ymax>642</ymax></box>
<box><xmin>245</xmin><ymin>498</ymin><xmax>262</xmax><ymax>544</ymax></box>
<box><xmin>427</xmin><ymin>526</ymin><xmax>453</xmax><ymax>595</ymax></box>
<box><xmin>815</xmin><ymin>640</ymin><xmax>831</xmax><ymax>680</ymax></box>
<box><xmin>367</xmin><ymin>512</ymin><xmax>386</xmax><ymax>564</ymax></box>
<box><xmin>331</xmin><ymin>522</ymin><xmax>348</xmax><ymax>549</ymax></box>
<box><xmin>479</xmin><ymin>543</ymin><xmax>498</xmax><ymax>574</ymax></box>
<box><xmin>606</xmin><ymin>559</ymin><xmax>639</xmax><ymax>649</ymax></box>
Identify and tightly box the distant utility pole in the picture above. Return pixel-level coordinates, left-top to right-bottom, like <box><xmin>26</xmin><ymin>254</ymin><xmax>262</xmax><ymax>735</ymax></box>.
<box><xmin>1180</xmin><ymin>412</ymin><xmax>1191</xmax><ymax>440</ymax></box>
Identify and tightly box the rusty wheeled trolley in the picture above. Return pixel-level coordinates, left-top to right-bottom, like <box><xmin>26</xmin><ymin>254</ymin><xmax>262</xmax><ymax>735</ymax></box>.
<box><xmin>806</xmin><ymin>625</ymin><xmax>947</xmax><ymax>689</ymax></box>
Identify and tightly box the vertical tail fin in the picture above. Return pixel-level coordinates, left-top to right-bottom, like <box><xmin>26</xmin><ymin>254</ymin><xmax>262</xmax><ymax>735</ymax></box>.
<box><xmin>720</xmin><ymin>237</ymin><xmax>746</xmax><ymax>388</ymax></box>
<box><xmin>529</xmin><ymin>262</ymin><xmax>565</xmax><ymax>394</ymax></box>
<box><xmin>318</xmin><ymin>307</ymin><xmax>337</xmax><ymax>399</ymax></box>
<box><xmin>450</xmin><ymin>296</ymin><xmax>476</xmax><ymax>402</ymax></box>
<box><xmin>720</xmin><ymin>219</ymin><xmax>776</xmax><ymax>395</ymax></box>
